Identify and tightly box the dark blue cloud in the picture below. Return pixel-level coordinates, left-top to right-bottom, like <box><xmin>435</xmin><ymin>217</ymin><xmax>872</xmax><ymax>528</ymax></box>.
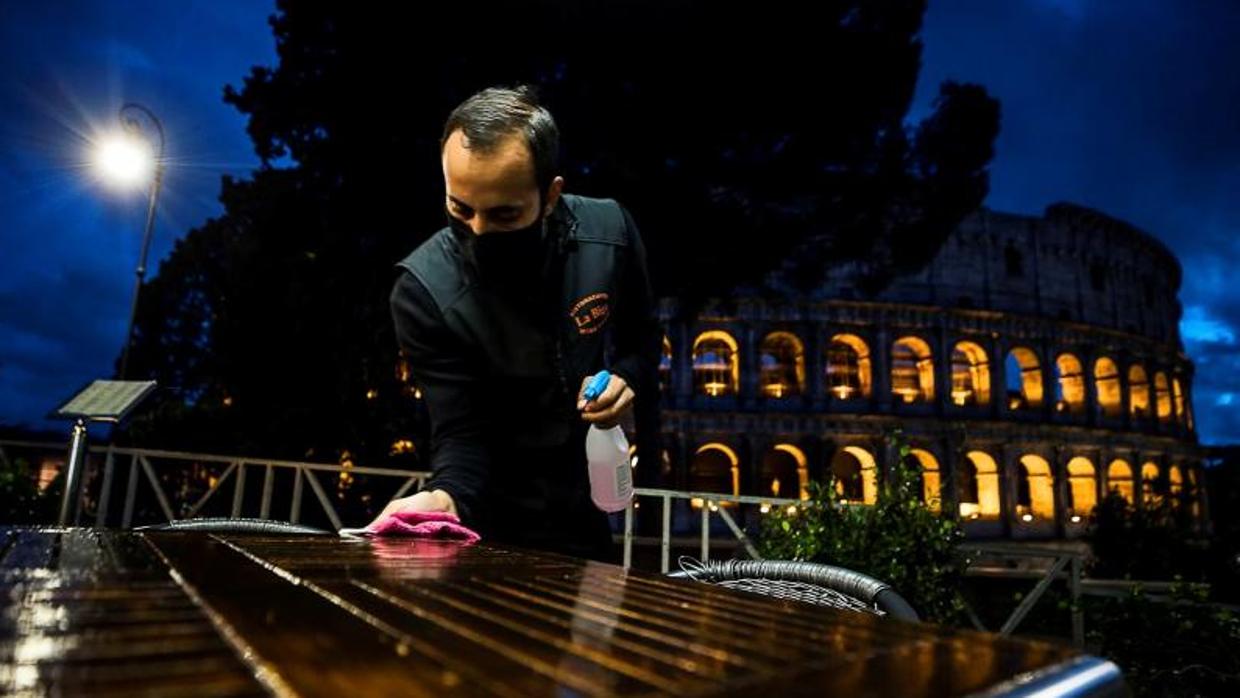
<box><xmin>915</xmin><ymin>0</ymin><xmax>1240</xmax><ymax>444</ymax></box>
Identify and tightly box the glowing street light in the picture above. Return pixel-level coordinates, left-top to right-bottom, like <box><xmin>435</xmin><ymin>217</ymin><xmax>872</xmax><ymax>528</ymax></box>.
<box><xmin>94</xmin><ymin>103</ymin><xmax>165</xmax><ymax>380</ymax></box>
<box><xmin>95</xmin><ymin>135</ymin><xmax>153</xmax><ymax>188</ymax></box>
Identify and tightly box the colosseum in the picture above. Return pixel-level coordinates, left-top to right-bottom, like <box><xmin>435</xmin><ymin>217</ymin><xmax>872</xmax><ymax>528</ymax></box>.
<box><xmin>654</xmin><ymin>202</ymin><xmax>1206</xmax><ymax>539</ymax></box>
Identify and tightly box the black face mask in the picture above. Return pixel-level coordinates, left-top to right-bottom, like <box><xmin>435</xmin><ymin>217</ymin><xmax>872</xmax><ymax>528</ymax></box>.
<box><xmin>448</xmin><ymin>206</ymin><xmax>550</xmax><ymax>287</ymax></box>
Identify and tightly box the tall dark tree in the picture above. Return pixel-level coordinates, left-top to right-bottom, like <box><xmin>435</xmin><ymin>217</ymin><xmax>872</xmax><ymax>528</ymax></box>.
<box><xmin>121</xmin><ymin>0</ymin><xmax>999</xmax><ymax>465</ymax></box>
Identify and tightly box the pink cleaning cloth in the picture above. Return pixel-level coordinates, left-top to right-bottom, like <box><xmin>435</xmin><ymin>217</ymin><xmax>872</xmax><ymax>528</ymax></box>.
<box><xmin>346</xmin><ymin>510</ymin><xmax>481</xmax><ymax>543</ymax></box>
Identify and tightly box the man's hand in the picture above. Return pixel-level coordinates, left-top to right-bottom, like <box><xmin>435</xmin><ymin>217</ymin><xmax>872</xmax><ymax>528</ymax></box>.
<box><xmin>363</xmin><ymin>489</ymin><xmax>457</xmax><ymax>530</ymax></box>
<box><xmin>577</xmin><ymin>372</ymin><xmax>635</xmax><ymax>429</ymax></box>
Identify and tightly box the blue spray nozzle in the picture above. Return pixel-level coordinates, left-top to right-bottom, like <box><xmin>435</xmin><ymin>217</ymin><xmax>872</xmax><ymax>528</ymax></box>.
<box><xmin>582</xmin><ymin>370</ymin><xmax>611</xmax><ymax>402</ymax></box>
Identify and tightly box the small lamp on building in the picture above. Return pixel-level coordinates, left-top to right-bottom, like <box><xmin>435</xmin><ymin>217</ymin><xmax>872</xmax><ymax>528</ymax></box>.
<box><xmin>827</xmin><ymin>345</ymin><xmax>862</xmax><ymax>400</ymax></box>
<box><xmin>892</xmin><ymin>367</ymin><xmax>922</xmax><ymax>403</ymax></box>
<box><xmin>760</xmin><ymin>353</ymin><xmax>789</xmax><ymax>398</ymax></box>
<box><xmin>695</xmin><ymin>350</ymin><xmax>730</xmax><ymax>397</ymax></box>
<box><xmin>951</xmin><ymin>365</ymin><xmax>974</xmax><ymax>406</ymax></box>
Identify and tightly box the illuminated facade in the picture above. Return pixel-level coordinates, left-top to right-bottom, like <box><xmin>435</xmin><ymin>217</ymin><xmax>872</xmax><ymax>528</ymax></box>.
<box><xmin>654</xmin><ymin>203</ymin><xmax>1206</xmax><ymax>539</ymax></box>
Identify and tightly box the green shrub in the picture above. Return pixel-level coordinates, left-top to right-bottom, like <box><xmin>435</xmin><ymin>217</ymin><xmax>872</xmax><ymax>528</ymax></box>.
<box><xmin>757</xmin><ymin>430</ymin><xmax>968</xmax><ymax>623</ymax></box>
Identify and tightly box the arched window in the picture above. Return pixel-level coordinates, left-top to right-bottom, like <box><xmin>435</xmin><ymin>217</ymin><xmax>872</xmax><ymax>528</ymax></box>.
<box><xmin>1141</xmin><ymin>462</ymin><xmax>1162</xmax><ymax>506</ymax></box>
<box><xmin>690</xmin><ymin>443</ymin><xmax>740</xmax><ymax>508</ymax></box>
<box><xmin>692</xmin><ymin>331</ymin><xmax>739</xmax><ymax>397</ymax></box>
<box><xmin>1055</xmin><ymin>354</ymin><xmax>1086</xmax><ymax>415</ymax></box>
<box><xmin>830</xmin><ymin>447</ymin><xmax>878</xmax><ymax>505</ymax></box>
<box><xmin>1127</xmin><ymin>365</ymin><xmax>1150</xmax><ymax>419</ymax></box>
<box><xmin>1066</xmin><ymin>457</ymin><xmax>1097</xmax><ymax>519</ymax></box>
<box><xmin>759</xmin><ymin>332</ymin><xmax>805</xmax><ymax>399</ymax></box>
<box><xmin>891</xmin><ymin>337</ymin><xmax>935</xmax><ymax>404</ymax></box>
<box><xmin>1106</xmin><ymin>460</ymin><xmax>1135</xmax><ymax>505</ymax></box>
<box><xmin>760</xmin><ymin>444</ymin><xmax>809</xmax><ymax>500</ymax></box>
<box><xmin>1154</xmin><ymin>372</ymin><xmax>1172</xmax><ymax>423</ymax></box>
<box><xmin>826</xmin><ymin>334</ymin><xmax>872</xmax><ymax>400</ymax></box>
<box><xmin>1169</xmin><ymin>465</ymin><xmax>1184</xmax><ymax>510</ymax></box>
<box><xmin>951</xmin><ymin>342</ymin><xmax>991</xmax><ymax>407</ymax></box>
<box><xmin>1005</xmin><ymin>347</ymin><xmax>1044</xmax><ymax>410</ymax></box>
<box><xmin>910</xmin><ymin>449</ymin><xmax>941</xmax><ymax>513</ymax></box>
<box><xmin>1094</xmin><ymin>358</ymin><xmax>1122</xmax><ymax>418</ymax></box>
<box><xmin>1172</xmin><ymin>377</ymin><xmax>1186</xmax><ymax>426</ymax></box>
<box><xmin>959</xmin><ymin>451</ymin><xmax>1001</xmax><ymax>519</ymax></box>
<box><xmin>1017</xmin><ymin>455</ymin><xmax>1055</xmax><ymax>521</ymax></box>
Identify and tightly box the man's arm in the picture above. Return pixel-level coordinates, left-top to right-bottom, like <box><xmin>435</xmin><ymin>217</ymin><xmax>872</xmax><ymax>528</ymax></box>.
<box><xmin>382</xmin><ymin>270</ymin><xmax>490</xmax><ymax>528</ymax></box>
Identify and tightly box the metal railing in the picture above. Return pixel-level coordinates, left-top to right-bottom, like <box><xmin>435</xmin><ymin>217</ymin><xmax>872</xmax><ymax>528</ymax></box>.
<box><xmin>959</xmin><ymin>543</ymin><xmax>1216</xmax><ymax>649</ymax></box>
<box><xmin>621</xmin><ymin>488</ymin><xmax>802</xmax><ymax>573</ymax></box>
<box><xmin>0</xmin><ymin>440</ymin><xmax>429</xmax><ymax>530</ymax></box>
<box><xmin>960</xmin><ymin>543</ymin><xmax>1086</xmax><ymax>647</ymax></box>
<box><xmin>8</xmin><ymin>439</ymin><xmax>1211</xmax><ymax>649</ymax></box>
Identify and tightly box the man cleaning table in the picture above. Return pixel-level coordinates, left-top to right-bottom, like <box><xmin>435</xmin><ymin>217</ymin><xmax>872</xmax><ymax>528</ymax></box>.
<box><xmin>363</xmin><ymin>85</ymin><xmax>661</xmax><ymax>562</ymax></box>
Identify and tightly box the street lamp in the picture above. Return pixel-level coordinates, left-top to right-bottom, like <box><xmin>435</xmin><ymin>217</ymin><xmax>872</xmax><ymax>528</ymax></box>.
<box><xmin>79</xmin><ymin>104</ymin><xmax>164</xmax><ymax>528</ymax></box>
<box><xmin>94</xmin><ymin>102</ymin><xmax>165</xmax><ymax>380</ymax></box>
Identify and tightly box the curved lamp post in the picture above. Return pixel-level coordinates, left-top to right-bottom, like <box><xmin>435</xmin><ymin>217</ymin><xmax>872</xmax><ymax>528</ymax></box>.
<box><xmin>95</xmin><ymin>102</ymin><xmax>166</xmax><ymax>380</ymax></box>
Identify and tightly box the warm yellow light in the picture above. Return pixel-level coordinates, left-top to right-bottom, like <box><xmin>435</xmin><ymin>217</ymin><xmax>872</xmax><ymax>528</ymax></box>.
<box><xmin>760</xmin><ymin>503</ymin><xmax>771</xmax><ymax>513</ymax></box>
<box><xmin>1021</xmin><ymin>513</ymin><xmax>1034</xmax><ymax>522</ymax></box>
<box><xmin>95</xmin><ymin>134</ymin><xmax>153</xmax><ymax>187</ymax></box>
<box><xmin>390</xmin><ymin>439</ymin><xmax>415</xmax><ymax>455</ymax></box>
<box><xmin>222</xmin><ymin>396</ymin><xmax>233</xmax><ymax>407</ymax></box>
<box><xmin>785</xmin><ymin>504</ymin><xmax>798</xmax><ymax>516</ymax></box>
<box><xmin>897</xmin><ymin>388</ymin><xmax>919</xmax><ymax>403</ymax></box>
<box><xmin>365</xmin><ymin>389</ymin><xmax>378</xmax><ymax>400</ymax></box>
<box><xmin>958</xmin><ymin>502</ymin><xmax>980</xmax><ymax>518</ymax></box>
<box><xmin>338</xmin><ymin>451</ymin><xmax>356</xmax><ymax>491</ymax></box>
<box><xmin>832</xmin><ymin>384</ymin><xmax>855</xmax><ymax>400</ymax></box>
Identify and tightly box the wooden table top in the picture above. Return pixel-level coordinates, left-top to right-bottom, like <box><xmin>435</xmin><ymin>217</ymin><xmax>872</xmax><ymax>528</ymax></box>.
<box><xmin>0</xmin><ymin>528</ymin><xmax>1121</xmax><ymax>697</ymax></box>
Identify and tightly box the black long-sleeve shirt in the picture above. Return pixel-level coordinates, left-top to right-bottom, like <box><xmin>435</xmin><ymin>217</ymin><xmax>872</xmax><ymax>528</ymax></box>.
<box><xmin>389</xmin><ymin>195</ymin><xmax>661</xmax><ymax>559</ymax></box>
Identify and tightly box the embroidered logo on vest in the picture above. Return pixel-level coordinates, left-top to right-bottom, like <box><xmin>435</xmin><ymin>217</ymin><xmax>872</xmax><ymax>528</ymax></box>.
<box><xmin>569</xmin><ymin>292</ymin><xmax>610</xmax><ymax>335</ymax></box>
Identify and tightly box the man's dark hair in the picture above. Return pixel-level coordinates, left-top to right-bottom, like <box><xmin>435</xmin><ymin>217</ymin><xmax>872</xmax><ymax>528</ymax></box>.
<box><xmin>441</xmin><ymin>85</ymin><xmax>560</xmax><ymax>197</ymax></box>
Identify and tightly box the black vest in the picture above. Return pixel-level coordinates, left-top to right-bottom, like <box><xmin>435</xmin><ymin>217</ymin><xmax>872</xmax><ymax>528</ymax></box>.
<box><xmin>397</xmin><ymin>194</ymin><xmax>633</xmax><ymax>451</ymax></box>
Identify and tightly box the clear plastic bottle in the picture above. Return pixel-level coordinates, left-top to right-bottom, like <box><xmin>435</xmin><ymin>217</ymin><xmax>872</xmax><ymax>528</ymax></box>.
<box><xmin>581</xmin><ymin>371</ymin><xmax>635</xmax><ymax>512</ymax></box>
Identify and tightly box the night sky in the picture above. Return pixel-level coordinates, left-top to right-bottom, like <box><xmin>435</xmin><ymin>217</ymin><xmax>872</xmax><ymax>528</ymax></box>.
<box><xmin>1</xmin><ymin>1</ymin><xmax>1237</xmax><ymax>443</ymax></box>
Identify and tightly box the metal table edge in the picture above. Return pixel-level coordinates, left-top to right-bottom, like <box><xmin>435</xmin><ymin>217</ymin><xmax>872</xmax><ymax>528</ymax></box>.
<box><xmin>967</xmin><ymin>654</ymin><xmax>1127</xmax><ymax>698</ymax></box>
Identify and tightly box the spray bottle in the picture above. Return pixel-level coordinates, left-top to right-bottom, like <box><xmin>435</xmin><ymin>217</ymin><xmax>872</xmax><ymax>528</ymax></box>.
<box><xmin>580</xmin><ymin>370</ymin><xmax>634</xmax><ymax>512</ymax></box>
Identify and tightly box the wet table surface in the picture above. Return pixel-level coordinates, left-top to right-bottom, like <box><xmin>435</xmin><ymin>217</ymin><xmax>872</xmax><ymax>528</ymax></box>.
<box><xmin>0</xmin><ymin>528</ymin><xmax>1119</xmax><ymax>697</ymax></box>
